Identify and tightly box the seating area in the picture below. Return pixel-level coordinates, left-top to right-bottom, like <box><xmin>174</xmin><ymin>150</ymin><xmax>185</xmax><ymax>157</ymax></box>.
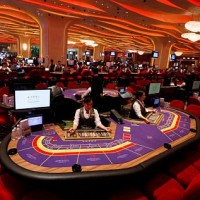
<box><xmin>108</xmin><ymin>143</ymin><xmax>200</xmax><ymax>200</ymax></box>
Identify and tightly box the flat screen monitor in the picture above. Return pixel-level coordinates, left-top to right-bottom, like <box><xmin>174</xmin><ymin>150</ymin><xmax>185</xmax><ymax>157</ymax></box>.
<box><xmin>153</xmin><ymin>98</ymin><xmax>160</xmax><ymax>107</ymax></box>
<box><xmin>14</xmin><ymin>89</ymin><xmax>51</xmax><ymax>110</ymax></box>
<box><xmin>119</xmin><ymin>88</ymin><xmax>126</xmax><ymax>94</ymax></box>
<box><xmin>148</xmin><ymin>83</ymin><xmax>161</xmax><ymax>95</ymax></box>
<box><xmin>85</xmin><ymin>51</ymin><xmax>90</xmax><ymax>56</ymax></box>
<box><xmin>27</xmin><ymin>59</ymin><xmax>34</xmax><ymax>64</ymax></box>
<box><xmin>28</xmin><ymin>114</ymin><xmax>43</xmax><ymax>132</ymax></box>
<box><xmin>110</xmin><ymin>51</ymin><xmax>116</xmax><ymax>56</ymax></box>
<box><xmin>152</xmin><ymin>51</ymin><xmax>159</xmax><ymax>58</ymax></box>
<box><xmin>170</xmin><ymin>54</ymin><xmax>176</xmax><ymax>61</ymax></box>
<box><xmin>28</xmin><ymin>114</ymin><xmax>43</xmax><ymax>127</ymax></box>
<box><xmin>192</xmin><ymin>81</ymin><xmax>200</xmax><ymax>90</ymax></box>
<box><xmin>100</xmin><ymin>52</ymin><xmax>105</xmax><ymax>56</ymax></box>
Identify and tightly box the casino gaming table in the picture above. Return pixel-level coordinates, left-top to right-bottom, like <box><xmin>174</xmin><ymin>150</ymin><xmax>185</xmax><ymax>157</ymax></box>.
<box><xmin>0</xmin><ymin>107</ymin><xmax>200</xmax><ymax>182</ymax></box>
<box><xmin>62</xmin><ymin>88</ymin><xmax>119</xmax><ymax>100</ymax></box>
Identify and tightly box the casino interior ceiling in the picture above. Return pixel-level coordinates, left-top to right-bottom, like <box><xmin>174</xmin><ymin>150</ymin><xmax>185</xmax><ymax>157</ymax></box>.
<box><xmin>1</xmin><ymin>0</ymin><xmax>200</xmax><ymax>56</ymax></box>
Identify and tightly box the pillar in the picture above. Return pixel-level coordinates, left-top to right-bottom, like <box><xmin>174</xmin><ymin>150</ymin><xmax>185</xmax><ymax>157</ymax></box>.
<box><xmin>78</xmin><ymin>46</ymin><xmax>87</xmax><ymax>60</ymax></box>
<box><xmin>93</xmin><ymin>44</ymin><xmax>104</xmax><ymax>61</ymax></box>
<box><xmin>18</xmin><ymin>35</ymin><xmax>31</xmax><ymax>58</ymax></box>
<box><xmin>39</xmin><ymin>15</ymin><xmax>72</xmax><ymax>66</ymax></box>
<box><xmin>151</xmin><ymin>37</ymin><xmax>174</xmax><ymax>69</ymax></box>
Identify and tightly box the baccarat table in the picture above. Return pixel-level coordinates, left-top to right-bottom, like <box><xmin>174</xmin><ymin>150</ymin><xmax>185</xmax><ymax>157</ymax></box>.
<box><xmin>0</xmin><ymin>107</ymin><xmax>199</xmax><ymax>182</ymax></box>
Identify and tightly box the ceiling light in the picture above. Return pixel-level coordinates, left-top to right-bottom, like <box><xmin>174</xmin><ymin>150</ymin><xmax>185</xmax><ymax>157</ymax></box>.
<box><xmin>138</xmin><ymin>51</ymin><xmax>144</xmax><ymax>55</ymax></box>
<box><xmin>90</xmin><ymin>43</ymin><xmax>98</xmax><ymax>47</ymax></box>
<box><xmin>185</xmin><ymin>21</ymin><xmax>200</xmax><ymax>32</ymax></box>
<box><xmin>181</xmin><ymin>32</ymin><xmax>200</xmax><ymax>42</ymax></box>
<box><xmin>174</xmin><ymin>51</ymin><xmax>183</xmax><ymax>56</ymax></box>
<box><xmin>68</xmin><ymin>41</ymin><xmax>76</xmax><ymax>44</ymax></box>
<box><xmin>22</xmin><ymin>43</ymin><xmax>27</xmax><ymax>51</ymax></box>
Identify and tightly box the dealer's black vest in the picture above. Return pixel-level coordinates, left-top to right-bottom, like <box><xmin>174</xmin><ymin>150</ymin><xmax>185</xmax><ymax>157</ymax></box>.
<box><xmin>78</xmin><ymin>107</ymin><xmax>96</xmax><ymax>129</ymax></box>
<box><xmin>129</xmin><ymin>100</ymin><xmax>147</xmax><ymax>119</ymax></box>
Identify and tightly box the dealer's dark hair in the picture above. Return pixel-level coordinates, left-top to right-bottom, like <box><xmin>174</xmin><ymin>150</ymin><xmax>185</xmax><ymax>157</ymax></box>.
<box><xmin>136</xmin><ymin>90</ymin><xmax>145</xmax><ymax>100</ymax></box>
<box><xmin>83</xmin><ymin>95</ymin><xmax>93</xmax><ymax>104</ymax></box>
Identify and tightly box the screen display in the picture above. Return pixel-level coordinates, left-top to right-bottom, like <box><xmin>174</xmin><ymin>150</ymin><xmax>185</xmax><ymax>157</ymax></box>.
<box><xmin>14</xmin><ymin>89</ymin><xmax>51</xmax><ymax>110</ymax></box>
<box><xmin>152</xmin><ymin>51</ymin><xmax>159</xmax><ymax>58</ymax></box>
<box><xmin>192</xmin><ymin>81</ymin><xmax>200</xmax><ymax>90</ymax></box>
<box><xmin>85</xmin><ymin>51</ymin><xmax>90</xmax><ymax>56</ymax></box>
<box><xmin>154</xmin><ymin>98</ymin><xmax>160</xmax><ymax>106</ymax></box>
<box><xmin>28</xmin><ymin>115</ymin><xmax>43</xmax><ymax>126</ymax></box>
<box><xmin>100</xmin><ymin>52</ymin><xmax>105</xmax><ymax>56</ymax></box>
<box><xmin>119</xmin><ymin>88</ymin><xmax>126</xmax><ymax>93</ymax></box>
<box><xmin>171</xmin><ymin>54</ymin><xmax>176</xmax><ymax>61</ymax></box>
<box><xmin>110</xmin><ymin>51</ymin><xmax>116</xmax><ymax>56</ymax></box>
<box><xmin>27</xmin><ymin>59</ymin><xmax>34</xmax><ymax>64</ymax></box>
<box><xmin>148</xmin><ymin>83</ymin><xmax>161</xmax><ymax>95</ymax></box>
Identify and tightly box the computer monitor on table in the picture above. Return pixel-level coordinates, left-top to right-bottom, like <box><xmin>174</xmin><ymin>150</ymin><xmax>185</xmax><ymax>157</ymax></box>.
<box><xmin>192</xmin><ymin>81</ymin><xmax>200</xmax><ymax>91</ymax></box>
<box><xmin>14</xmin><ymin>89</ymin><xmax>51</xmax><ymax>111</ymax></box>
<box><xmin>152</xmin><ymin>51</ymin><xmax>159</xmax><ymax>58</ymax></box>
<box><xmin>148</xmin><ymin>82</ymin><xmax>161</xmax><ymax>95</ymax></box>
<box><xmin>146</xmin><ymin>83</ymin><xmax>161</xmax><ymax>107</ymax></box>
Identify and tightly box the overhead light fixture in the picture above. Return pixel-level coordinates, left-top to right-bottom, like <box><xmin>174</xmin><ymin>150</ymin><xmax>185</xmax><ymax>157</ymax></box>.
<box><xmin>174</xmin><ymin>51</ymin><xmax>183</xmax><ymax>56</ymax></box>
<box><xmin>90</xmin><ymin>43</ymin><xmax>98</xmax><ymax>47</ymax></box>
<box><xmin>181</xmin><ymin>32</ymin><xmax>200</xmax><ymax>42</ymax></box>
<box><xmin>128</xmin><ymin>50</ymin><xmax>137</xmax><ymax>53</ymax></box>
<box><xmin>137</xmin><ymin>51</ymin><xmax>144</xmax><ymax>55</ymax></box>
<box><xmin>22</xmin><ymin>43</ymin><xmax>27</xmax><ymax>51</ymax></box>
<box><xmin>185</xmin><ymin>21</ymin><xmax>200</xmax><ymax>32</ymax></box>
<box><xmin>68</xmin><ymin>41</ymin><xmax>76</xmax><ymax>44</ymax></box>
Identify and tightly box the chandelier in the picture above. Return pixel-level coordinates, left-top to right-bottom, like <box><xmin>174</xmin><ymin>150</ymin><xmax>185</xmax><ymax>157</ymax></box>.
<box><xmin>185</xmin><ymin>21</ymin><xmax>200</xmax><ymax>32</ymax></box>
<box><xmin>137</xmin><ymin>51</ymin><xmax>144</xmax><ymax>55</ymax></box>
<box><xmin>182</xmin><ymin>19</ymin><xmax>200</xmax><ymax>42</ymax></box>
<box><xmin>181</xmin><ymin>32</ymin><xmax>200</xmax><ymax>42</ymax></box>
<box><xmin>174</xmin><ymin>51</ymin><xmax>183</xmax><ymax>56</ymax></box>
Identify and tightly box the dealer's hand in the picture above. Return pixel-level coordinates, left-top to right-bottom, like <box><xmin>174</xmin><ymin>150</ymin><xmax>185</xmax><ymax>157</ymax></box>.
<box><xmin>68</xmin><ymin>128</ymin><xmax>76</xmax><ymax>135</ymax></box>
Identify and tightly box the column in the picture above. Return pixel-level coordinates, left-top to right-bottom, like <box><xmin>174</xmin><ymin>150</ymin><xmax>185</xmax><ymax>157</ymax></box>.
<box><xmin>18</xmin><ymin>35</ymin><xmax>31</xmax><ymax>58</ymax></box>
<box><xmin>9</xmin><ymin>44</ymin><xmax>18</xmax><ymax>53</ymax></box>
<box><xmin>78</xmin><ymin>46</ymin><xmax>86</xmax><ymax>60</ymax></box>
<box><xmin>93</xmin><ymin>44</ymin><xmax>104</xmax><ymax>61</ymax></box>
<box><xmin>151</xmin><ymin>37</ymin><xmax>174</xmax><ymax>69</ymax></box>
<box><xmin>39</xmin><ymin>15</ymin><xmax>72</xmax><ymax>66</ymax></box>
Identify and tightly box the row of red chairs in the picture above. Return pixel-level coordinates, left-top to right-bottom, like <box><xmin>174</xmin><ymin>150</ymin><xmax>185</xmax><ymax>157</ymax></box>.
<box><xmin>109</xmin><ymin>143</ymin><xmax>200</xmax><ymax>200</ymax></box>
<box><xmin>170</xmin><ymin>99</ymin><xmax>200</xmax><ymax>118</ymax></box>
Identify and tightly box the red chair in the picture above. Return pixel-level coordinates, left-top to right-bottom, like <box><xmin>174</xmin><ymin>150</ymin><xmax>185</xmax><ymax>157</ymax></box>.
<box><xmin>79</xmin><ymin>81</ymin><xmax>90</xmax><ymax>88</ymax></box>
<box><xmin>186</xmin><ymin>104</ymin><xmax>200</xmax><ymax>119</ymax></box>
<box><xmin>22</xmin><ymin>189</ymin><xmax>62</xmax><ymax>200</ymax></box>
<box><xmin>188</xmin><ymin>96</ymin><xmax>200</xmax><ymax>106</ymax></box>
<box><xmin>0</xmin><ymin>173</ymin><xmax>27</xmax><ymax>200</ymax></box>
<box><xmin>170</xmin><ymin>100</ymin><xmax>185</xmax><ymax>110</ymax></box>
<box><xmin>109</xmin><ymin>188</ymin><xmax>148</xmax><ymax>200</ymax></box>
<box><xmin>145</xmin><ymin>173</ymin><xmax>184</xmax><ymax>200</ymax></box>
<box><xmin>67</xmin><ymin>81</ymin><xmax>79</xmax><ymax>89</ymax></box>
<box><xmin>35</xmin><ymin>83</ymin><xmax>48</xmax><ymax>89</ymax></box>
<box><xmin>167</xmin><ymin>159</ymin><xmax>200</xmax><ymax>187</ymax></box>
<box><xmin>56</xmin><ymin>82</ymin><xmax>65</xmax><ymax>89</ymax></box>
<box><xmin>105</xmin><ymin>83</ymin><xmax>116</xmax><ymax>89</ymax></box>
<box><xmin>183</xmin><ymin>174</ymin><xmax>200</xmax><ymax>200</ymax></box>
